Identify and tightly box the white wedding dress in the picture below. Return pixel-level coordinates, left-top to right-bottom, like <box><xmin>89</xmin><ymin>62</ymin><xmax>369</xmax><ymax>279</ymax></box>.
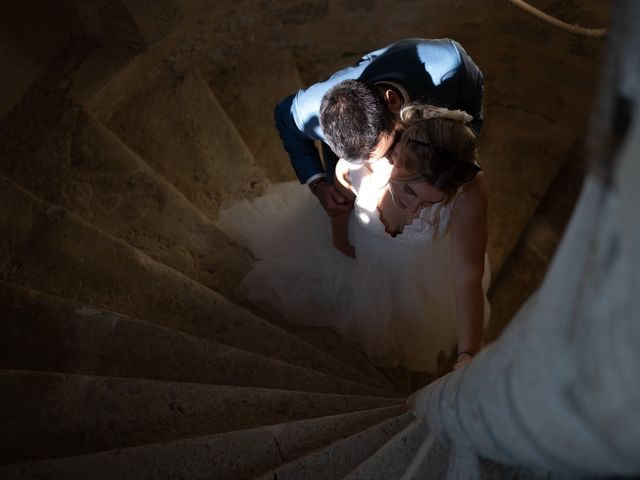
<box><xmin>216</xmin><ymin>160</ymin><xmax>490</xmax><ymax>372</ymax></box>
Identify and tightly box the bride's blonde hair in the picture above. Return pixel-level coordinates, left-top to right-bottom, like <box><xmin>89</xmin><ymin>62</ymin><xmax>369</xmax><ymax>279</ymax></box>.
<box><xmin>391</xmin><ymin>104</ymin><xmax>481</xmax><ymax>203</ymax></box>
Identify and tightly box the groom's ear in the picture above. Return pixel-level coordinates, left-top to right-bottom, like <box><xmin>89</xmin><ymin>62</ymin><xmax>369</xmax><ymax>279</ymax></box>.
<box><xmin>384</xmin><ymin>89</ymin><xmax>402</xmax><ymax>113</ymax></box>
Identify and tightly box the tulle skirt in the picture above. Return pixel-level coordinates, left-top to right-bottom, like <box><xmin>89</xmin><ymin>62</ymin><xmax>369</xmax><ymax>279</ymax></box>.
<box><xmin>216</xmin><ymin>181</ymin><xmax>490</xmax><ymax>372</ymax></box>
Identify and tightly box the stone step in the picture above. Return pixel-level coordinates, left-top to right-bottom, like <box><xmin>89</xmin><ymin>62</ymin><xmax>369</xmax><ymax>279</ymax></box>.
<box><xmin>0</xmin><ymin>369</ymin><xmax>404</xmax><ymax>465</ymax></box>
<box><xmin>481</xmin><ymin>105</ymin><xmax>582</xmax><ymax>278</ymax></box>
<box><xmin>202</xmin><ymin>43</ymin><xmax>301</xmax><ymax>182</ymax></box>
<box><xmin>108</xmin><ymin>67</ymin><xmax>268</xmax><ymax>221</ymax></box>
<box><xmin>255</xmin><ymin>412</ymin><xmax>415</xmax><ymax>480</ymax></box>
<box><xmin>344</xmin><ymin>418</ymin><xmax>430</xmax><ymax>479</ymax></box>
<box><xmin>270</xmin><ymin>320</ymin><xmax>400</xmax><ymax>394</ymax></box>
<box><xmin>485</xmin><ymin>144</ymin><xmax>586</xmax><ymax>343</ymax></box>
<box><xmin>69</xmin><ymin>43</ymin><xmax>142</xmax><ymax>118</ymax></box>
<box><xmin>0</xmin><ymin>176</ymin><xmax>398</xmax><ymax>392</ymax></box>
<box><xmin>0</xmin><ymin>281</ymin><xmax>397</xmax><ymax>398</ymax></box>
<box><xmin>449</xmin><ymin>6</ymin><xmax>603</xmax><ymax>278</ymax></box>
<box><xmin>0</xmin><ymin>405</ymin><xmax>407</xmax><ymax>479</ymax></box>
<box><xmin>70</xmin><ymin>2</ymin><xmax>271</xmax><ymax>122</ymax></box>
<box><xmin>0</xmin><ymin>100</ymin><xmax>252</xmax><ymax>297</ymax></box>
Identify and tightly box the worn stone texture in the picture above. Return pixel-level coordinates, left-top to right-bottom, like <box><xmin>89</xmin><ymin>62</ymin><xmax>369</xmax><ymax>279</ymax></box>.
<box><xmin>0</xmin><ymin>177</ymin><xmax>394</xmax><ymax>388</ymax></box>
<box><xmin>0</xmin><ymin>95</ymin><xmax>252</xmax><ymax>295</ymax></box>
<box><xmin>480</xmin><ymin>106</ymin><xmax>574</xmax><ymax>275</ymax></box>
<box><xmin>0</xmin><ymin>405</ymin><xmax>406</xmax><ymax>479</ymax></box>
<box><xmin>0</xmin><ymin>282</ymin><xmax>396</xmax><ymax>398</ymax></box>
<box><xmin>109</xmin><ymin>68</ymin><xmax>269</xmax><ymax>220</ymax></box>
<box><xmin>263</xmin><ymin>319</ymin><xmax>399</xmax><ymax>393</ymax></box>
<box><xmin>256</xmin><ymin>412</ymin><xmax>416</xmax><ymax>480</ymax></box>
<box><xmin>202</xmin><ymin>43</ymin><xmax>302</xmax><ymax>182</ymax></box>
<box><xmin>0</xmin><ymin>0</ymin><xmax>618</xmax><ymax>477</ymax></box>
<box><xmin>0</xmin><ymin>370</ymin><xmax>402</xmax><ymax>464</ymax></box>
<box><xmin>486</xmin><ymin>143</ymin><xmax>587</xmax><ymax>343</ymax></box>
<box><xmin>69</xmin><ymin>44</ymin><xmax>138</xmax><ymax>109</ymax></box>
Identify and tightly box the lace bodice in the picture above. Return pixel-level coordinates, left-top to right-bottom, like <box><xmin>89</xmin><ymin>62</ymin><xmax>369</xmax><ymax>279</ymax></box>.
<box><xmin>349</xmin><ymin>161</ymin><xmax>453</xmax><ymax>245</ymax></box>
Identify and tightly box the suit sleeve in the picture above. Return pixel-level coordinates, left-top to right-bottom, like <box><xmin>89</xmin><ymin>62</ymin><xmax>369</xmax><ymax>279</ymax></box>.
<box><xmin>454</xmin><ymin>43</ymin><xmax>484</xmax><ymax>136</ymax></box>
<box><xmin>274</xmin><ymin>48</ymin><xmax>384</xmax><ymax>184</ymax></box>
<box><xmin>274</xmin><ymin>94</ymin><xmax>324</xmax><ymax>184</ymax></box>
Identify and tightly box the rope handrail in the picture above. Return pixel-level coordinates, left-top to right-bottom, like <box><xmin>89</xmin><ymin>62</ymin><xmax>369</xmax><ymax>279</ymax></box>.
<box><xmin>507</xmin><ymin>0</ymin><xmax>608</xmax><ymax>38</ymax></box>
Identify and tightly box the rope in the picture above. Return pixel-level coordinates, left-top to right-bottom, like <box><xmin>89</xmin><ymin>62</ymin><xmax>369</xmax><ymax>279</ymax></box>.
<box><xmin>506</xmin><ymin>0</ymin><xmax>608</xmax><ymax>38</ymax></box>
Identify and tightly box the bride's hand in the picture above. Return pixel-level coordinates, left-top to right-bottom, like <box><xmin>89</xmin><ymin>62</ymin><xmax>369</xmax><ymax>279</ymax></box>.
<box><xmin>314</xmin><ymin>182</ymin><xmax>353</xmax><ymax>217</ymax></box>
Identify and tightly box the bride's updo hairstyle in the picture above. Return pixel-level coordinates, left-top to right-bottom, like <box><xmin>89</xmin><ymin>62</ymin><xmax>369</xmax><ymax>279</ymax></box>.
<box><xmin>391</xmin><ymin>104</ymin><xmax>481</xmax><ymax>203</ymax></box>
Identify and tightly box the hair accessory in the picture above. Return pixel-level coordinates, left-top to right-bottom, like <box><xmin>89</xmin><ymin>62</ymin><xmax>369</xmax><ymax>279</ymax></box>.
<box><xmin>400</xmin><ymin>103</ymin><xmax>473</xmax><ymax>124</ymax></box>
<box><xmin>419</xmin><ymin>106</ymin><xmax>473</xmax><ymax>124</ymax></box>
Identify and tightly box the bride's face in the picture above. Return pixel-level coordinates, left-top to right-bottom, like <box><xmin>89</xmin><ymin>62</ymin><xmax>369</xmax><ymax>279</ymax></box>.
<box><xmin>389</xmin><ymin>165</ymin><xmax>445</xmax><ymax>214</ymax></box>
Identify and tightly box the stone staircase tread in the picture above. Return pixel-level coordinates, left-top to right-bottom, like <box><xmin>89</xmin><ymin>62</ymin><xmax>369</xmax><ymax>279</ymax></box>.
<box><xmin>69</xmin><ymin>44</ymin><xmax>139</xmax><ymax>113</ymax></box>
<box><xmin>0</xmin><ymin>405</ymin><xmax>407</xmax><ymax>480</ymax></box>
<box><xmin>202</xmin><ymin>44</ymin><xmax>301</xmax><ymax>182</ymax></box>
<box><xmin>69</xmin><ymin>3</ymin><xmax>259</xmax><ymax>122</ymax></box>
<box><xmin>0</xmin><ymin>369</ymin><xmax>404</xmax><ymax>465</ymax></box>
<box><xmin>0</xmin><ymin>281</ymin><xmax>399</xmax><ymax>398</ymax></box>
<box><xmin>483</xmin><ymin>105</ymin><xmax>586</xmax><ymax>278</ymax></box>
<box><xmin>343</xmin><ymin>418</ymin><xmax>430</xmax><ymax>479</ymax></box>
<box><xmin>486</xmin><ymin>146</ymin><xmax>586</xmax><ymax>343</ymax></box>
<box><xmin>0</xmin><ymin>176</ymin><xmax>398</xmax><ymax>391</ymax></box>
<box><xmin>108</xmin><ymin>67</ymin><xmax>268</xmax><ymax>221</ymax></box>
<box><xmin>0</xmin><ymin>3</ymin><xmax>610</xmax><ymax>479</ymax></box>
<box><xmin>0</xmin><ymin>102</ymin><xmax>253</xmax><ymax>297</ymax></box>
<box><xmin>255</xmin><ymin>412</ymin><xmax>415</xmax><ymax>480</ymax></box>
<box><xmin>272</xmin><ymin>321</ymin><xmax>401</xmax><ymax>393</ymax></box>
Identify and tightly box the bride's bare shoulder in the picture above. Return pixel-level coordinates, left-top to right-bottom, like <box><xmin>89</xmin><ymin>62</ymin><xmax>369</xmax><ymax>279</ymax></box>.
<box><xmin>456</xmin><ymin>171</ymin><xmax>487</xmax><ymax>206</ymax></box>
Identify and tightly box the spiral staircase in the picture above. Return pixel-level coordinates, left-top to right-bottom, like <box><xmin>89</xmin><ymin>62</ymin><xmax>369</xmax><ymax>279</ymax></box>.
<box><xmin>0</xmin><ymin>0</ymin><xmax>610</xmax><ymax>478</ymax></box>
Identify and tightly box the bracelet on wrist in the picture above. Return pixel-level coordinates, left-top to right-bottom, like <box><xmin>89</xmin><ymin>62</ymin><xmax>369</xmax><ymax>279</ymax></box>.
<box><xmin>456</xmin><ymin>351</ymin><xmax>475</xmax><ymax>358</ymax></box>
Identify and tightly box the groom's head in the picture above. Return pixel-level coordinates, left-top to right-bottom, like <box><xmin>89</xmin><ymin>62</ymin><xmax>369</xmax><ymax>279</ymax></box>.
<box><xmin>320</xmin><ymin>79</ymin><xmax>403</xmax><ymax>164</ymax></box>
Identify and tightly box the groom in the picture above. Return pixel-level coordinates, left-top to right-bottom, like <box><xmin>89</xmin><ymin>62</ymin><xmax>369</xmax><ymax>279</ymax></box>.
<box><xmin>274</xmin><ymin>37</ymin><xmax>484</xmax><ymax>216</ymax></box>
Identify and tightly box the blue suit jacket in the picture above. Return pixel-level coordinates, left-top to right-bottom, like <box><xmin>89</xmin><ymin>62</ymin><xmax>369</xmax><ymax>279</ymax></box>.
<box><xmin>274</xmin><ymin>38</ymin><xmax>484</xmax><ymax>184</ymax></box>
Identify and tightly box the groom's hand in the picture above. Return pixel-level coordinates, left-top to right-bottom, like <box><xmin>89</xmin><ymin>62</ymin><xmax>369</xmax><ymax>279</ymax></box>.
<box><xmin>312</xmin><ymin>181</ymin><xmax>353</xmax><ymax>217</ymax></box>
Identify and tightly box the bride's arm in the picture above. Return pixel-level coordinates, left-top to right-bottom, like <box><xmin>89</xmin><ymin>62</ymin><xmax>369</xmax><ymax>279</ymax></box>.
<box><xmin>450</xmin><ymin>172</ymin><xmax>488</xmax><ymax>368</ymax></box>
<box><xmin>332</xmin><ymin>160</ymin><xmax>357</xmax><ymax>257</ymax></box>
<box><xmin>334</xmin><ymin>159</ymin><xmax>358</xmax><ymax>198</ymax></box>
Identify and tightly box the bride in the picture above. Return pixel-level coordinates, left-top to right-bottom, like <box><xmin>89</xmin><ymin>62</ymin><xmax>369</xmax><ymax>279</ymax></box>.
<box><xmin>216</xmin><ymin>105</ymin><xmax>490</xmax><ymax>375</ymax></box>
